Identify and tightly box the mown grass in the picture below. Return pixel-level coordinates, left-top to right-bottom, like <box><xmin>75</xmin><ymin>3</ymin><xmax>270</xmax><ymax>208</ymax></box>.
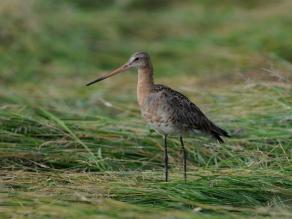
<box><xmin>1</xmin><ymin>0</ymin><xmax>292</xmax><ymax>218</ymax></box>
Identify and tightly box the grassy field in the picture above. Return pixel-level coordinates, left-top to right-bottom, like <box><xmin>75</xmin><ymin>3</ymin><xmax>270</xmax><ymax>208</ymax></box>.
<box><xmin>1</xmin><ymin>0</ymin><xmax>292</xmax><ymax>218</ymax></box>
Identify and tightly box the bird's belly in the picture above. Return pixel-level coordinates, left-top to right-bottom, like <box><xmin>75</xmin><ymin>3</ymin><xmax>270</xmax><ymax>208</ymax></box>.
<box><xmin>149</xmin><ymin>121</ymin><xmax>204</xmax><ymax>137</ymax></box>
<box><xmin>141</xmin><ymin>93</ymin><xmax>188</xmax><ymax>136</ymax></box>
<box><xmin>141</xmin><ymin>110</ymin><xmax>183</xmax><ymax>135</ymax></box>
<box><xmin>149</xmin><ymin>121</ymin><xmax>180</xmax><ymax>135</ymax></box>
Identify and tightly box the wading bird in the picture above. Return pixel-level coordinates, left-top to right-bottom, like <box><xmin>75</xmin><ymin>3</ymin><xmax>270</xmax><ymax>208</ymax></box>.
<box><xmin>86</xmin><ymin>52</ymin><xmax>229</xmax><ymax>182</ymax></box>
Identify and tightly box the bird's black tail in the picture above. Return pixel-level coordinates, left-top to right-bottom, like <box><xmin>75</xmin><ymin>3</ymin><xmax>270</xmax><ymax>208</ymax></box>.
<box><xmin>211</xmin><ymin>125</ymin><xmax>230</xmax><ymax>143</ymax></box>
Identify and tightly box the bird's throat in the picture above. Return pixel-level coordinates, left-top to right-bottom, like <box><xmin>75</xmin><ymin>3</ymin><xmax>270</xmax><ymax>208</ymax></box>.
<box><xmin>137</xmin><ymin>65</ymin><xmax>154</xmax><ymax>106</ymax></box>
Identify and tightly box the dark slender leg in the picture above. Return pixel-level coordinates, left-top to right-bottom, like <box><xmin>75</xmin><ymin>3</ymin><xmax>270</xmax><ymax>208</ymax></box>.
<box><xmin>164</xmin><ymin>135</ymin><xmax>168</xmax><ymax>182</ymax></box>
<box><xmin>180</xmin><ymin>136</ymin><xmax>187</xmax><ymax>182</ymax></box>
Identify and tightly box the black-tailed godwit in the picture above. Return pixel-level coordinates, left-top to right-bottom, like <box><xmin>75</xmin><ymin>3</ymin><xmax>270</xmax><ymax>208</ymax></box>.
<box><xmin>86</xmin><ymin>52</ymin><xmax>229</xmax><ymax>182</ymax></box>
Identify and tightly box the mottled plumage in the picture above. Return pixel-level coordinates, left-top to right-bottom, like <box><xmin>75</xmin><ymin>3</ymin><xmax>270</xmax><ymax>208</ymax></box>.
<box><xmin>142</xmin><ymin>84</ymin><xmax>229</xmax><ymax>143</ymax></box>
<box><xmin>87</xmin><ymin>51</ymin><xmax>230</xmax><ymax>182</ymax></box>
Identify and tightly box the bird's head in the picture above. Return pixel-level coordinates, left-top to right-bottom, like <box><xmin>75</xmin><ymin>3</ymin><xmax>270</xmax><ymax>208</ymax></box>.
<box><xmin>86</xmin><ymin>52</ymin><xmax>150</xmax><ymax>86</ymax></box>
<box><xmin>126</xmin><ymin>52</ymin><xmax>150</xmax><ymax>68</ymax></box>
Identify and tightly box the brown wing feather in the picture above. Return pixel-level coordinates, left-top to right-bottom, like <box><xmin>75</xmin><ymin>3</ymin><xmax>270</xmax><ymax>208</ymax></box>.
<box><xmin>152</xmin><ymin>84</ymin><xmax>229</xmax><ymax>142</ymax></box>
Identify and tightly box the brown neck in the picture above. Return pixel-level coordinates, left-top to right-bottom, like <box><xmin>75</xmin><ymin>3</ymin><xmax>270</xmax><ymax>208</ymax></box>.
<box><xmin>137</xmin><ymin>63</ymin><xmax>154</xmax><ymax>106</ymax></box>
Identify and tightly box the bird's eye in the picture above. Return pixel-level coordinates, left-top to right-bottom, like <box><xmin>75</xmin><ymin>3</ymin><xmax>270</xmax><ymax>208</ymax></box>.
<box><xmin>134</xmin><ymin>57</ymin><xmax>140</xmax><ymax>61</ymax></box>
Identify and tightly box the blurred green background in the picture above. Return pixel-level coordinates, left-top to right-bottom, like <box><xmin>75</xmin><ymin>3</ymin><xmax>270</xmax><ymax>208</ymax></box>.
<box><xmin>1</xmin><ymin>0</ymin><xmax>292</xmax><ymax>83</ymax></box>
<box><xmin>1</xmin><ymin>0</ymin><xmax>291</xmax><ymax>115</ymax></box>
<box><xmin>1</xmin><ymin>1</ymin><xmax>292</xmax><ymax>218</ymax></box>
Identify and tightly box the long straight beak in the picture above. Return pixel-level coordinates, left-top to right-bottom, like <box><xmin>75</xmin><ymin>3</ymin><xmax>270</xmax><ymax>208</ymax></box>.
<box><xmin>86</xmin><ymin>64</ymin><xmax>130</xmax><ymax>86</ymax></box>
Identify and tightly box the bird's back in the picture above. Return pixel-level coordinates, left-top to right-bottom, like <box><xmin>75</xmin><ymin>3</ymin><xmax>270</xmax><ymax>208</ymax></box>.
<box><xmin>141</xmin><ymin>84</ymin><xmax>229</xmax><ymax>142</ymax></box>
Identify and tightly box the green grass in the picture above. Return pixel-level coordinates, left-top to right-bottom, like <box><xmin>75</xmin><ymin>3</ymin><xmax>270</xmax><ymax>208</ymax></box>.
<box><xmin>0</xmin><ymin>0</ymin><xmax>292</xmax><ymax>218</ymax></box>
